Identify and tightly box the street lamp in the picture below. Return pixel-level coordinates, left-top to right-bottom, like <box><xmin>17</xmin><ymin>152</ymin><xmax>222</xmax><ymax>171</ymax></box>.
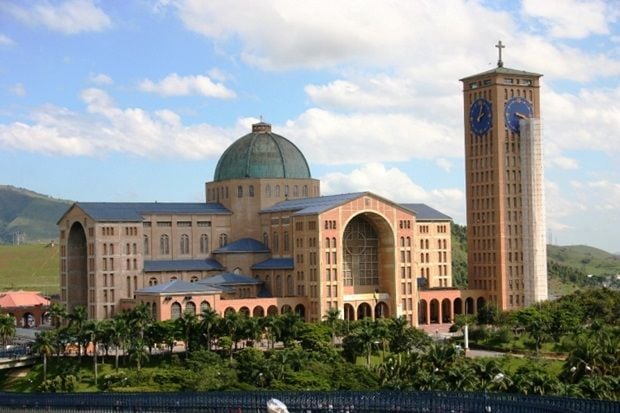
<box><xmin>483</xmin><ymin>373</ymin><xmax>506</xmax><ymax>413</ymax></box>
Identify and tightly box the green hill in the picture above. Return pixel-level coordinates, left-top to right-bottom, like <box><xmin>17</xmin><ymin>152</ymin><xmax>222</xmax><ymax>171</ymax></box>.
<box><xmin>547</xmin><ymin>244</ymin><xmax>620</xmax><ymax>276</ymax></box>
<box><xmin>0</xmin><ymin>185</ymin><xmax>71</xmax><ymax>244</ymax></box>
<box><xmin>0</xmin><ymin>243</ymin><xmax>59</xmax><ymax>295</ymax></box>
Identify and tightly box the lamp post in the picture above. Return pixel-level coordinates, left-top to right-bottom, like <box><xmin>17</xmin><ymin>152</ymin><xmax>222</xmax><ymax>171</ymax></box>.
<box><xmin>464</xmin><ymin>299</ymin><xmax>469</xmax><ymax>355</ymax></box>
<box><xmin>483</xmin><ymin>373</ymin><xmax>506</xmax><ymax>413</ymax></box>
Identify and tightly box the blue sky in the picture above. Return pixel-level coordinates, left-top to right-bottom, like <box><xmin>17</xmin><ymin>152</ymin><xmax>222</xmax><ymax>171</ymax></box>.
<box><xmin>0</xmin><ymin>0</ymin><xmax>619</xmax><ymax>253</ymax></box>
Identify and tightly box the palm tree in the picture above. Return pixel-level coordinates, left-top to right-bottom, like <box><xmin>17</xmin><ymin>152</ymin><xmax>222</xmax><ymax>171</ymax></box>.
<box><xmin>67</xmin><ymin>305</ymin><xmax>88</xmax><ymax>361</ymax></box>
<box><xmin>83</xmin><ymin>320</ymin><xmax>103</xmax><ymax>386</ymax></box>
<box><xmin>219</xmin><ymin>310</ymin><xmax>242</xmax><ymax>351</ymax></box>
<box><xmin>127</xmin><ymin>304</ymin><xmax>152</xmax><ymax>370</ymax></box>
<box><xmin>355</xmin><ymin>318</ymin><xmax>378</xmax><ymax>368</ymax></box>
<box><xmin>32</xmin><ymin>331</ymin><xmax>55</xmax><ymax>381</ymax></box>
<box><xmin>175</xmin><ymin>311</ymin><xmax>197</xmax><ymax>358</ymax></box>
<box><xmin>275</xmin><ymin>311</ymin><xmax>302</xmax><ymax>347</ymax></box>
<box><xmin>199</xmin><ymin>307</ymin><xmax>219</xmax><ymax>350</ymax></box>
<box><xmin>110</xmin><ymin>316</ymin><xmax>129</xmax><ymax>370</ymax></box>
<box><xmin>48</xmin><ymin>302</ymin><xmax>67</xmax><ymax>330</ymax></box>
<box><xmin>0</xmin><ymin>314</ymin><xmax>16</xmax><ymax>346</ymax></box>
<box><xmin>242</xmin><ymin>316</ymin><xmax>263</xmax><ymax>348</ymax></box>
<box><xmin>323</xmin><ymin>307</ymin><xmax>341</xmax><ymax>346</ymax></box>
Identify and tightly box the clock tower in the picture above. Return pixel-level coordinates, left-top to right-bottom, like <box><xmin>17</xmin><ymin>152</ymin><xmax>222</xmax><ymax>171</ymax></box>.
<box><xmin>460</xmin><ymin>42</ymin><xmax>548</xmax><ymax>311</ymax></box>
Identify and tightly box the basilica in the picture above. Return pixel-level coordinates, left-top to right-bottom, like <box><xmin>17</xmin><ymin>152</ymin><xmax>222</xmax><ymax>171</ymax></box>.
<box><xmin>59</xmin><ymin>59</ymin><xmax>547</xmax><ymax>328</ymax></box>
<box><xmin>58</xmin><ymin>121</ymin><xmax>479</xmax><ymax>328</ymax></box>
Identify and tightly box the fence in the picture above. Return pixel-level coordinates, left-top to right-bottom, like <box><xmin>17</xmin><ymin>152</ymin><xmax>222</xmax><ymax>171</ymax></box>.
<box><xmin>0</xmin><ymin>391</ymin><xmax>618</xmax><ymax>412</ymax></box>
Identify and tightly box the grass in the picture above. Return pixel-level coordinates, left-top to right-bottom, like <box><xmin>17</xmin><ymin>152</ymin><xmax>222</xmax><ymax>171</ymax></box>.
<box><xmin>548</xmin><ymin>244</ymin><xmax>620</xmax><ymax>276</ymax></box>
<box><xmin>0</xmin><ymin>244</ymin><xmax>59</xmax><ymax>296</ymax></box>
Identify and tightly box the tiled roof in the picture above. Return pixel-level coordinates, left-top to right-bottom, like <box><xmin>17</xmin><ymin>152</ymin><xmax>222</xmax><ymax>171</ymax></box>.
<box><xmin>137</xmin><ymin>280</ymin><xmax>223</xmax><ymax>295</ymax></box>
<box><xmin>61</xmin><ymin>202</ymin><xmax>230</xmax><ymax>223</ymax></box>
<box><xmin>213</xmin><ymin>238</ymin><xmax>269</xmax><ymax>254</ymax></box>
<box><xmin>143</xmin><ymin>259</ymin><xmax>223</xmax><ymax>273</ymax></box>
<box><xmin>261</xmin><ymin>192</ymin><xmax>366</xmax><ymax>215</ymax></box>
<box><xmin>198</xmin><ymin>272</ymin><xmax>263</xmax><ymax>286</ymax></box>
<box><xmin>0</xmin><ymin>291</ymin><xmax>49</xmax><ymax>308</ymax></box>
<box><xmin>401</xmin><ymin>203</ymin><xmax>452</xmax><ymax>221</ymax></box>
<box><xmin>460</xmin><ymin>66</ymin><xmax>542</xmax><ymax>81</ymax></box>
<box><xmin>252</xmin><ymin>257</ymin><xmax>294</xmax><ymax>270</ymax></box>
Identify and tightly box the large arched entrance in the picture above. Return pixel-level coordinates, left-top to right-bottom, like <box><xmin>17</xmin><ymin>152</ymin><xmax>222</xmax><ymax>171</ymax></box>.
<box><xmin>342</xmin><ymin>212</ymin><xmax>396</xmax><ymax>319</ymax></box>
<box><xmin>67</xmin><ymin>222</ymin><xmax>88</xmax><ymax>312</ymax></box>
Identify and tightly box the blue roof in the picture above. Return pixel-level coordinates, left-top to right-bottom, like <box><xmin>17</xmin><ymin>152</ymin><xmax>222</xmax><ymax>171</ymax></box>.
<box><xmin>213</xmin><ymin>237</ymin><xmax>269</xmax><ymax>254</ymax></box>
<box><xmin>261</xmin><ymin>192</ymin><xmax>366</xmax><ymax>215</ymax></box>
<box><xmin>198</xmin><ymin>272</ymin><xmax>263</xmax><ymax>286</ymax></box>
<box><xmin>143</xmin><ymin>259</ymin><xmax>223</xmax><ymax>273</ymax></box>
<box><xmin>252</xmin><ymin>257</ymin><xmax>294</xmax><ymax>270</ymax></box>
<box><xmin>62</xmin><ymin>202</ymin><xmax>230</xmax><ymax>222</ymax></box>
<box><xmin>401</xmin><ymin>203</ymin><xmax>452</xmax><ymax>221</ymax></box>
<box><xmin>137</xmin><ymin>279</ymin><xmax>224</xmax><ymax>295</ymax></box>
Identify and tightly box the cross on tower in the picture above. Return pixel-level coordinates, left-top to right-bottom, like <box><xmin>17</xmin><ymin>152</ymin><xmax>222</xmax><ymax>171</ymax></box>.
<box><xmin>496</xmin><ymin>40</ymin><xmax>505</xmax><ymax>67</ymax></box>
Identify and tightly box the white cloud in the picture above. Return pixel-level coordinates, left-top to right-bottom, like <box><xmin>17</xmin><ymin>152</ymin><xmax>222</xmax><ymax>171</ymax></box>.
<box><xmin>89</xmin><ymin>73</ymin><xmax>113</xmax><ymax>85</ymax></box>
<box><xmin>2</xmin><ymin>0</ymin><xmax>112</xmax><ymax>35</ymax></box>
<box><xmin>281</xmin><ymin>108</ymin><xmax>461</xmax><ymax>165</ymax></box>
<box><xmin>171</xmin><ymin>0</ymin><xmax>620</xmax><ymax>82</ymax></box>
<box><xmin>435</xmin><ymin>158</ymin><xmax>453</xmax><ymax>173</ymax></box>
<box><xmin>0</xmin><ymin>34</ymin><xmax>15</xmax><ymax>46</ymax></box>
<box><xmin>522</xmin><ymin>0</ymin><xmax>613</xmax><ymax>39</ymax></box>
<box><xmin>320</xmin><ymin>162</ymin><xmax>464</xmax><ymax>221</ymax></box>
<box><xmin>9</xmin><ymin>83</ymin><xmax>26</xmax><ymax>96</ymax></box>
<box><xmin>138</xmin><ymin>73</ymin><xmax>236</xmax><ymax>99</ymax></box>
<box><xmin>542</xmin><ymin>85</ymin><xmax>620</xmax><ymax>155</ymax></box>
<box><xmin>0</xmin><ymin>88</ymin><xmax>240</xmax><ymax>159</ymax></box>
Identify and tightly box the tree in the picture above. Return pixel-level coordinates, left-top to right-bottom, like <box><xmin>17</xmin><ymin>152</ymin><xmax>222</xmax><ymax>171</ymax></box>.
<box><xmin>515</xmin><ymin>306</ymin><xmax>551</xmax><ymax>354</ymax></box>
<box><xmin>67</xmin><ymin>305</ymin><xmax>88</xmax><ymax>360</ymax></box>
<box><xmin>110</xmin><ymin>316</ymin><xmax>129</xmax><ymax>370</ymax></box>
<box><xmin>175</xmin><ymin>311</ymin><xmax>197</xmax><ymax>358</ymax></box>
<box><xmin>48</xmin><ymin>302</ymin><xmax>67</xmax><ymax>330</ymax></box>
<box><xmin>83</xmin><ymin>320</ymin><xmax>103</xmax><ymax>386</ymax></box>
<box><xmin>32</xmin><ymin>331</ymin><xmax>55</xmax><ymax>381</ymax></box>
<box><xmin>126</xmin><ymin>304</ymin><xmax>152</xmax><ymax>370</ymax></box>
<box><xmin>275</xmin><ymin>311</ymin><xmax>302</xmax><ymax>347</ymax></box>
<box><xmin>0</xmin><ymin>314</ymin><xmax>16</xmax><ymax>346</ymax></box>
<box><xmin>323</xmin><ymin>307</ymin><xmax>341</xmax><ymax>346</ymax></box>
<box><xmin>199</xmin><ymin>307</ymin><xmax>219</xmax><ymax>350</ymax></box>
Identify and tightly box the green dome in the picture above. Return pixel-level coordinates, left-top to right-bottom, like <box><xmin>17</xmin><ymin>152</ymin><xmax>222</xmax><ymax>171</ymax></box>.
<box><xmin>214</xmin><ymin>122</ymin><xmax>311</xmax><ymax>181</ymax></box>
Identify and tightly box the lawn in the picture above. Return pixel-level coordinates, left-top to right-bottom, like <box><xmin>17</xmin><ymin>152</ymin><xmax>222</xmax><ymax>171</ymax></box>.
<box><xmin>0</xmin><ymin>244</ymin><xmax>59</xmax><ymax>295</ymax></box>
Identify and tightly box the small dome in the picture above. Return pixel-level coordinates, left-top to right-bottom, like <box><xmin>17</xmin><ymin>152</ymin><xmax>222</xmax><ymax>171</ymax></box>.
<box><xmin>213</xmin><ymin>122</ymin><xmax>311</xmax><ymax>181</ymax></box>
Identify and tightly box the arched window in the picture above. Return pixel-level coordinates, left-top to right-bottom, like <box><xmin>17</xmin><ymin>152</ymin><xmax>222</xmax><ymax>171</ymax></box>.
<box><xmin>275</xmin><ymin>274</ymin><xmax>282</xmax><ymax>296</ymax></box>
<box><xmin>343</xmin><ymin>215</ymin><xmax>379</xmax><ymax>286</ymax></box>
<box><xmin>275</xmin><ymin>185</ymin><xmax>280</xmax><ymax>197</ymax></box>
<box><xmin>249</xmin><ymin>185</ymin><xmax>254</xmax><ymax>197</ymax></box>
<box><xmin>265</xmin><ymin>184</ymin><xmax>272</xmax><ymax>197</ymax></box>
<box><xmin>293</xmin><ymin>185</ymin><xmax>299</xmax><ymax>197</ymax></box>
<box><xmin>273</xmin><ymin>232</ymin><xmax>279</xmax><ymax>253</ymax></box>
<box><xmin>302</xmin><ymin>185</ymin><xmax>308</xmax><ymax>197</ymax></box>
<box><xmin>332</xmin><ymin>237</ymin><xmax>336</xmax><ymax>248</ymax></box>
<box><xmin>149</xmin><ymin>277</ymin><xmax>157</xmax><ymax>286</ymax></box>
<box><xmin>200</xmin><ymin>301</ymin><xmax>210</xmax><ymax>313</ymax></box>
<box><xmin>200</xmin><ymin>234</ymin><xmax>209</xmax><ymax>254</ymax></box>
<box><xmin>263</xmin><ymin>232</ymin><xmax>269</xmax><ymax>248</ymax></box>
<box><xmin>283</xmin><ymin>231</ymin><xmax>289</xmax><ymax>252</ymax></box>
<box><xmin>160</xmin><ymin>235</ymin><xmax>169</xmax><ymax>255</ymax></box>
<box><xmin>185</xmin><ymin>301</ymin><xmax>196</xmax><ymax>315</ymax></box>
<box><xmin>326</xmin><ymin>238</ymin><xmax>330</xmax><ymax>248</ymax></box>
<box><xmin>237</xmin><ymin>185</ymin><xmax>243</xmax><ymax>198</ymax></box>
<box><xmin>180</xmin><ymin>234</ymin><xmax>190</xmax><ymax>255</ymax></box>
<box><xmin>171</xmin><ymin>302</ymin><xmax>181</xmax><ymax>320</ymax></box>
<box><xmin>219</xmin><ymin>233</ymin><xmax>228</xmax><ymax>247</ymax></box>
<box><xmin>143</xmin><ymin>235</ymin><xmax>149</xmax><ymax>255</ymax></box>
<box><xmin>287</xmin><ymin>274</ymin><xmax>294</xmax><ymax>296</ymax></box>
<box><xmin>284</xmin><ymin>185</ymin><xmax>289</xmax><ymax>197</ymax></box>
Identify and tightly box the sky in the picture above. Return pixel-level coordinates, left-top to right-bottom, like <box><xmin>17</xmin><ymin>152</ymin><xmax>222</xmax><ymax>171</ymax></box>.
<box><xmin>0</xmin><ymin>0</ymin><xmax>619</xmax><ymax>253</ymax></box>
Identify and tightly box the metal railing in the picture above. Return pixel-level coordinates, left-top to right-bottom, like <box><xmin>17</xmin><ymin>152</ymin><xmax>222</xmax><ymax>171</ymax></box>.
<box><xmin>0</xmin><ymin>391</ymin><xmax>618</xmax><ymax>412</ymax></box>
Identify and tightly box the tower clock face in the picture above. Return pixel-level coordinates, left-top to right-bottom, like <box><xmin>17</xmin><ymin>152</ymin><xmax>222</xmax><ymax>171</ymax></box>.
<box><xmin>469</xmin><ymin>98</ymin><xmax>492</xmax><ymax>136</ymax></box>
<box><xmin>504</xmin><ymin>97</ymin><xmax>533</xmax><ymax>134</ymax></box>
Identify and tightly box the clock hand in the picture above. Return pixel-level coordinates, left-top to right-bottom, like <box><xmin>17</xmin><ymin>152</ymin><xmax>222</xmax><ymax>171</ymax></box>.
<box><xmin>477</xmin><ymin>106</ymin><xmax>485</xmax><ymax>122</ymax></box>
<box><xmin>515</xmin><ymin>112</ymin><xmax>528</xmax><ymax>119</ymax></box>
